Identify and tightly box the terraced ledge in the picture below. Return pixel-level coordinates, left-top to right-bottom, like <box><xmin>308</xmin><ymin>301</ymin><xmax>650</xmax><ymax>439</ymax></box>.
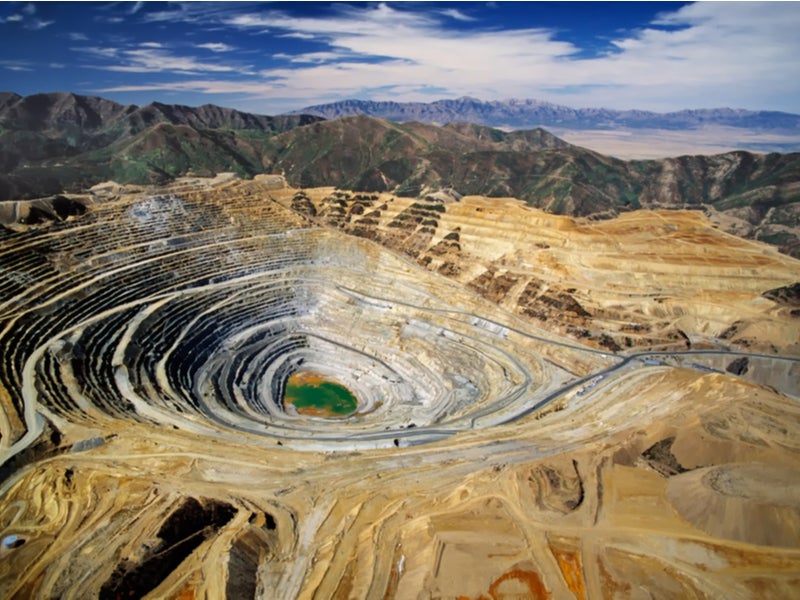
<box><xmin>1</xmin><ymin>175</ymin><xmax>799</xmax><ymax>599</ymax></box>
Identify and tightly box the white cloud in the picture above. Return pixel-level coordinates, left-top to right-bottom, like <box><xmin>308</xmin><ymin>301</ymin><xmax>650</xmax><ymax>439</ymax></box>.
<box><xmin>279</xmin><ymin>32</ymin><xmax>316</xmax><ymax>40</ymax></box>
<box><xmin>74</xmin><ymin>44</ymin><xmax>248</xmax><ymax>76</ymax></box>
<box><xmin>0</xmin><ymin>60</ymin><xmax>33</xmax><ymax>72</ymax></box>
<box><xmin>96</xmin><ymin>79</ymin><xmax>285</xmax><ymax>97</ymax></box>
<box><xmin>26</xmin><ymin>19</ymin><xmax>54</xmax><ymax>30</ymax></box>
<box><xmin>109</xmin><ymin>48</ymin><xmax>241</xmax><ymax>73</ymax></box>
<box><xmin>67</xmin><ymin>32</ymin><xmax>89</xmax><ymax>41</ymax></box>
<box><xmin>74</xmin><ymin>46</ymin><xmax>120</xmax><ymax>59</ymax></box>
<box><xmin>2</xmin><ymin>2</ymin><xmax>53</xmax><ymax>29</ymax></box>
<box><xmin>438</xmin><ymin>8</ymin><xmax>475</xmax><ymax>22</ymax></box>
<box><xmin>216</xmin><ymin>2</ymin><xmax>800</xmax><ymax>112</ymax></box>
<box><xmin>227</xmin><ymin>4</ymin><xmax>445</xmax><ymax>38</ymax></box>
<box><xmin>141</xmin><ymin>3</ymin><xmax>234</xmax><ymax>25</ymax></box>
<box><xmin>566</xmin><ymin>2</ymin><xmax>800</xmax><ymax>110</ymax></box>
<box><xmin>196</xmin><ymin>42</ymin><xmax>235</xmax><ymax>53</ymax></box>
<box><xmin>282</xmin><ymin>51</ymin><xmax>354</xmax><ymax>65</ymax></box>
<box><xmin>140</xmin><ymin>9</ymin><xmax>183</xmax><ymax>23</ymax></box>
<box><xmin>226</xmin><ymin>14</ymin><xmax>272</xmax><ymax>29</ymax></box>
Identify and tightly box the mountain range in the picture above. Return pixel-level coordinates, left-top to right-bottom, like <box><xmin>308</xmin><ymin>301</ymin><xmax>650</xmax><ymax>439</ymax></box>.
<box><xmin>290</xmin><ymin>96</ymin><xmax>800</xmax><ymax>132</ymax></box>
<box><xmin>1</xmin><ymin>91</ymin><xmax>799</xmax><ymax>257</ymax></box>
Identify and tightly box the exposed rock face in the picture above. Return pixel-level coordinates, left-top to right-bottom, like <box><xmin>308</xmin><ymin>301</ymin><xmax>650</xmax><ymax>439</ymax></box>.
<box><xmin>0</xmin><ymin>195</ymin><xmax>88</xmax><ymax>228</ymax></box>
<box><xmin>1</xmin><ymin>175</ymin><xmax>799</xmax><ymax>598</ymax></box>
<box><xmin>763</xmin><ymin>282</ymin><xmax>800</xmax><ymax>306</ymax></box>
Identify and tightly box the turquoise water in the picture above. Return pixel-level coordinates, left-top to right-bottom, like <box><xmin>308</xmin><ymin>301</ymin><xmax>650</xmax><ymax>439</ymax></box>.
<box><xmin>284</xmin><ymin>373</ymin><xmax>357</xmax><ymax>417</ymax></box>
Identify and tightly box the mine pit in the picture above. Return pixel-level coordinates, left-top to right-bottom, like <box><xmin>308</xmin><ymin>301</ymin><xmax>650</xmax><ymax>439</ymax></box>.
<box><xmin>1</xmin><ymin>176</ymin><xmax>799</xmax><ymax>598</ymax></box>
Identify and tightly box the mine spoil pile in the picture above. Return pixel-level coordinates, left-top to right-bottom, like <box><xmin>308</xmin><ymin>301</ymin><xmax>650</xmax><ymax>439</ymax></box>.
<box><xmin>1</xmin><ymin>174</ymin><xmax>800</xmax><ymax>599</ymax></box>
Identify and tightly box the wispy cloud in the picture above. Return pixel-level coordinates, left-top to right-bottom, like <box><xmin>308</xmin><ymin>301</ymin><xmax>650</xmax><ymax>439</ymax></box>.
<box><xmin>73</xmin><ymin>43</ymin><xmax>248</xmax><ymax>76</ymax></box>
<box><xmin>140</xmin><ymin>8</ymin><xmax>190</xmax><ymax>24</ymax></box>
<box><xmin>438</xmin><ymin>8</ymin><xmax>475</xmax><ymax>22</ymax></box>
<box><xmin>226</xmin><ymin>4</ymin><xmax>446</xmax><ymax>36</ymax></box>
<box><xmin>196</xmin><ymin>42</ymin><xmax>235</xmax><ymax>53</ymax></box>
<box><xmin>74</xmin><ymin>46</ymin><xmax>120</xmax><ymax>59</ymax></box>
<box><xmin>277</xmin><ymin>51</ymin><xmax>355</xmax><ymax>65</ymax></box>
<box><xmin>141</xmin><ymin>3</ymin><xmax>239</xmax><ymax>25</ymax></box>
<box><xmin>279</xmin><ymin>32</ymin><xmax>316</xmax><ymax>40</ymax></box>
<box><xmin>0</xmin><ymin>59</ymin><xmax>34</xmax><ymax>72</ymax></box>
<box><xmin>107</xmin><ymin>48</ymin><xmax>242</xmax><ymax>74</ymax></box>
<box><xmin>27</xmin><ymin>18</ymin><xmax>54</xmax><ymax>30</ymax></box>
<box><xmin>1</xmin><ymin>2</ymin><xmax>53</xmax><ymax>29</ymax></box>
<box><xmin>97</xmin><ymin>79</ymin><xmax>285</xmax><ymax>96</ymax></box>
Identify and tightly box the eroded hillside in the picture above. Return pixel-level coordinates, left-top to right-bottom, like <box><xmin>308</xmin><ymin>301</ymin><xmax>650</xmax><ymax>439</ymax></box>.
<box><xmin>1</xmin><ymin>175</ymin><xmax>799</xmax><ymax>599</ymax></box>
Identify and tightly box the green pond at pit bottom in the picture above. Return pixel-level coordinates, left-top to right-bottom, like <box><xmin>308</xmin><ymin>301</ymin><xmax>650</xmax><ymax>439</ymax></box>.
<box><xmin>283</xmin><ymin>374</ymin><xmax>358</xmax><ymax>417</ymax></box>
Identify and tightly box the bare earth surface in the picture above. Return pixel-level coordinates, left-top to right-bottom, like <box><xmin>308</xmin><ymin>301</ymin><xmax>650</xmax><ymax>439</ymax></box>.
<box><xmin>0</xmin><ymin>174</ymin><xmax>799</xmax><ymax>599</ymax></box>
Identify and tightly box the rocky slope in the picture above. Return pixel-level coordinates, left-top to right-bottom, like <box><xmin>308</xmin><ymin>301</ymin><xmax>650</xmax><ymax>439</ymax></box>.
<box><xmin>0</xmin><ymin>175</ymin><xmax>798</xmax><ymax>598</ymax></box>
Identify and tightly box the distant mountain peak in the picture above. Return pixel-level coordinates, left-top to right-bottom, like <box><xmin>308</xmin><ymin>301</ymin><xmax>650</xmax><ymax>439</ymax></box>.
<box><xmin>289</xmin><ymin>97</ymin><xmax>800</xmax><ymax>133</ymax></box>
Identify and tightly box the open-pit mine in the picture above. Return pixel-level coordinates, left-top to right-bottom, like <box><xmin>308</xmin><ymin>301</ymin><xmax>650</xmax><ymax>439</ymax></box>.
<box><xmin>1</xmin><ymin>173</ymin><xmax>799</xmax><ymax>599</ymax></box>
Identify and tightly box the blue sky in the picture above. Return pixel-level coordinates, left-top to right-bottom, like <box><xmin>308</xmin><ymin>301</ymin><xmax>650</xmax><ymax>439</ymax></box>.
<box><xmin>0</xmin><ymin>2</ymin><xmax>798</xmax><ymax>114</ymax></box>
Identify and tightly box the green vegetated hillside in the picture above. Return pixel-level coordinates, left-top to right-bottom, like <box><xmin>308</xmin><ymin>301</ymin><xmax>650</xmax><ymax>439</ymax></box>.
<box><xmin>2</xmin><ymin>92</ymin><xmax>799</xmax><ymax>256</ymax></box>
<box><xmin>0</xmin><ymin>92</ymin><xmax>320</xmax><ymax>198</ymax></box>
